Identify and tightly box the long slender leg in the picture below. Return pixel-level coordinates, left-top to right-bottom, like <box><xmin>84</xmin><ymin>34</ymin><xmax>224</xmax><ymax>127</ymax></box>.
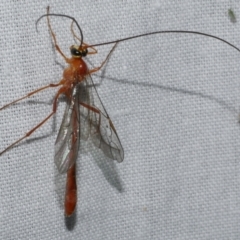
<box><xmin>0</xmin><ymin>83</ymin><xmax>60</xmax><ymax>111</ymax></box>
<box><xmin>80</xmin><ymin>102</ymin><xmax>100</xmax><ymax>114</ymax></box>
<box><xmin>46</xmin><ymin>6</ymin><xmax>70</xmax><ymax>63</ymax></box>
<box><xmin>89</xmin><ymin>42</ymin><xmax>118</xmax><ymax>74</ymax></box>
<box><xmin>80</xmin><ymin>102</ymin><xmax>102</xmax><ymax>134</ymax></box>
<box><xmin>82</xmin><ymin>42</ymin><xmax>98</xmax><ymax>55</ymax></box>
<box><xmin>0</xmin><ymin>87</ymin><xmax>64</xmax><ymax>156</ymax></box>
<box><xmin>0</xmin><ymin>112</ymin><xmax>55</xmax><ymax>156</ymax></box>
<box><xmin>70</xmin><ymin>21</ymin><xmax>82</xmax><ymax>45</ymax></box>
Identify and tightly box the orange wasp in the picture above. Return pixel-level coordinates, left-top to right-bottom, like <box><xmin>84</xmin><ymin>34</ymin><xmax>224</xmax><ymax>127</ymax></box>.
<box><xmin>1</xmin><ymin>7</ymin><xmax>240</xmax><ymax>216</ymax></box>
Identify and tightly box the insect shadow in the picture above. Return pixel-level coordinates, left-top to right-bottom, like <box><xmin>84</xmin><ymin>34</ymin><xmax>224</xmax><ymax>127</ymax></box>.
<box><xmin>10</xmin><ymin>63</ymin><xmax>239</xmax><ymax>184</ymax></box>
<box><xmin>5</xmin><ymin>43</ymin><xmax>239</xmax><ymax>231</ymax></box>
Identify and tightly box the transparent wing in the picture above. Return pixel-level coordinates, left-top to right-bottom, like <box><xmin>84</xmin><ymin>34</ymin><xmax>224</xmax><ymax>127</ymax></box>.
<box><xmin>80</xmin><ymin>75</ymin><xmax>124</xmax><ymax>162</ymax></box>
<box><xmin>54</xmin><ymin>85</ymin><xmax>80</xmax><ymax>174</ymax></box>
<box><xmin>54</xmin><ymin>75</ymin><xmax>124</xmax><ymax>174</ymax></box>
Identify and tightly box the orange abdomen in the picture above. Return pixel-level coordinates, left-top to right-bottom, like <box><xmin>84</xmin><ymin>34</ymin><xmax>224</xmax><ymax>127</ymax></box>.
<box><xmin>64</xmin><ymin>163</ymin><xmax>77</xmax><ymax>216</ymax></box>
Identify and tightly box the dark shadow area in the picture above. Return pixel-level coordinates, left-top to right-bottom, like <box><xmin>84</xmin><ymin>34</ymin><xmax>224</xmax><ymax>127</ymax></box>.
<box><xmin>91</xmin><ymin>148</ymin><xmax>124</xmax><ymax>192</ymax></box>
<box><xmin>7</xmin><ymin>96</ymin><xmax>68</xmax><ymax>150</ymax></box>
<box><xmin>89</xmin><ymin>52</ymin><xmax>124</xmax><ymax>192</ymax></box>
<box><xmin>65</xmin><ymin>211</ymin><xmax>77</xmax><ymax>231</ymax></box>
<box><xmin>8</xmin><ymin>100</ymin><xmax>57</xmax><ymax>150</ymax></box>
<box><xmin>2</xmin><ymin>52</ymin><xmax>239</xmax><ymax>226</ymax></box>
<box><xmin>93</xmin><ymin>74</ymin><xmax>239</xmax><ymax>114</ymax></box>
<box><xmin>80</xmin><ymin>139</ymin><xmax>123</xmax><ymax>192</ymax></box>
<box><xmin>3</xmin><ymin>62</ymin><xmax>238</xmax><ymax>194</ymax></box>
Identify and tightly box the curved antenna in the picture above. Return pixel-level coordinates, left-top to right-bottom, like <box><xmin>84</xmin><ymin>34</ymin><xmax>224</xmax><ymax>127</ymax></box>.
<box><xmin>90</xmin><ymin>30</ymin><xmax>240</xmax><ymax>54</ymax></box>
<box><xmin>36</xmin><ymin>13</ymin><xmax>84</xmax><ymax>47</ymax></box>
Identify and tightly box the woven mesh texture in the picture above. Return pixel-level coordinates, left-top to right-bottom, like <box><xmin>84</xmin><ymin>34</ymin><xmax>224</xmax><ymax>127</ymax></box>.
<box><xmin>1</xmin><ymin>1</ymin><xmax>240</xmax><ymax>239</ymax></box>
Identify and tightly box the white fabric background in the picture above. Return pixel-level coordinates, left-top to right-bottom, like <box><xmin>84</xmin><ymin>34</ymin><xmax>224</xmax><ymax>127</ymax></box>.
<box><xmin>1</xmin><ymin>1</ymin><xmax>240</xmax><ymax>239</ymax></box>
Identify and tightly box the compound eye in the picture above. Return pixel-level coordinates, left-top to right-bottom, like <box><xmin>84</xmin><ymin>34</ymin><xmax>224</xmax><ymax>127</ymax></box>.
<box><xmin>70</xmin><ymin>47</ymin><xmax>81</xmax><ymax>57</ymax></box>
<box><xmin>81</xmin><ymin>48</ymin><xmax>88</xmax><ymax>57</ymax></box>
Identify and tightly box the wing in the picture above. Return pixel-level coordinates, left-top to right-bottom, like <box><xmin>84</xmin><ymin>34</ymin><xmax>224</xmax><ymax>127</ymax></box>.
<box><xmin>54</xmin><ymin>85</ymin><xmax>80</xmax><ymax>174</ymax></box>
<box><xmin>55</xmin><ymin>75</ymin><xmax>124</xmax><ymax>174</ymax></box>
<box><xmin>79</xmin><ymin>75</ymin><xmax>124</xmax><ymax>163</ymax></box>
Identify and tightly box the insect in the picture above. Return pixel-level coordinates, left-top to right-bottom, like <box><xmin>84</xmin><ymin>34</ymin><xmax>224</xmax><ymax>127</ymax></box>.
<box><xmin>228</xmin><ymin>8</ymin><xmax>237</xmax><ymax>23</ymax></box>
<box><xmin>1</xmin><ymin>7</ymin><xmax>240</xmax><ymax>217</ymax></box>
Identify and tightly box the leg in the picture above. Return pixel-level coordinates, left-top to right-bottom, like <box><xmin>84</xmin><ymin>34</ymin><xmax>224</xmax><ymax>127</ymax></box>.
<box><xmin>0</xmin><ymin>87</ymin><xmax>63</xmax><ymax>156</ymax></box>
<box><xmin>89</xmin><ymin>42</ymin><xmax>118</xmax><ymax>74</ymax></box>
<box><xmin>70</xmin><ymin>21</ymin><xmax>82</xmax><ymax>45</ymax></box>
<box><xmin>82</xmin><ymin>42</ymin><xmax>98</xmax><ymax>55</ymax></box>
<box><xmin>0</xmin><ymin>83</ymin><xmax>60</xmax><ymax>111</ymax></box>
<box><xmin>0</xmin><ymin>111</ymin><xmax>55</xmax><ymax>156</ymax></box>
<box><xmin>80</xmin><ymin>102</ymin><xmax>100</xmax><ymax>114</ymax></box>
<box><xmin>46</xmin><ymin>6</ymin><xmax>70</xmax><ymax>63</ymax></box>
<box><xmin>80</xmin><ymin>102</ymin><xmax>102</xmax><ymax>133</ymax></box>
